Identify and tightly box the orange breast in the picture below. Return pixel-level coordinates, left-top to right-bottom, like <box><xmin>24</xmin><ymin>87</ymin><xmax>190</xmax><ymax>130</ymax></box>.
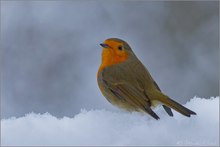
<box><xmin>98</xmin><ymin>48</ymin><xmax>128</xmax><ymax>75</ymax></box>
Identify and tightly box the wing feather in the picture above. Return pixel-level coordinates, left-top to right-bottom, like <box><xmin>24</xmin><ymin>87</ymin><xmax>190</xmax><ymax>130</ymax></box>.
<box><xmin>104</xmin><ymin>80</ymin><xmax>160</xmax><ymax>120</ymax></box>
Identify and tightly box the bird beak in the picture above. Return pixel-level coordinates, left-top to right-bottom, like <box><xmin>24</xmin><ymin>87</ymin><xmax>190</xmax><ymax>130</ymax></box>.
<box><xmin>100</xmin><ymin>43</ymin><xmax>109</xmax><ymax>48</ymax></box>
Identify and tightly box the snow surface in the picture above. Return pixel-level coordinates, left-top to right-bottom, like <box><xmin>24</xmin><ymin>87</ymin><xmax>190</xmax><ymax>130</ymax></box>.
<box><xmin>1</xmin><ymin>96</ymin><xmax>219</xmax><ymax>146</ymax></box>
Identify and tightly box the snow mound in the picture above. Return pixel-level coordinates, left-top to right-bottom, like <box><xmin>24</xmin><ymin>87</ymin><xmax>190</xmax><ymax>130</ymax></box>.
<box><xmin>1</xmin><ymin>96</ymin><xmax>219</xmax><ymax>146</ymax></box>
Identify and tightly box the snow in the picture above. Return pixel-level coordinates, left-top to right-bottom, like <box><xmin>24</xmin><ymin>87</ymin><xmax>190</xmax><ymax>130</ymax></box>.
<box><xmin>1</xmin><ymin>96</ymin><xmax>219</xmax><ymax>146</ymax></box>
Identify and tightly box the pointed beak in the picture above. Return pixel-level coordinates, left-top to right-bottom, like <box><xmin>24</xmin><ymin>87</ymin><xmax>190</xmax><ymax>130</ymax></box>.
<box><xmin>100</xmin><ymin>43</ymin><xmax>109</xmax><ymax>48</ymax></box>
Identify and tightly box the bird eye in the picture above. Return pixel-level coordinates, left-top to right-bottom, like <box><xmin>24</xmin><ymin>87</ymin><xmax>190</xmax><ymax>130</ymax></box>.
<box><xmin>118</xmin><ymin>46</ymin><xmax>123</xmax><ymax>51</ymax></box>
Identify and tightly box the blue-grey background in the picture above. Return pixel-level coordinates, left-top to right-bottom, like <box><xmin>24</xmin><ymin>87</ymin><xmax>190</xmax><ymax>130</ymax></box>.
<box><xmin>1</xmin><ymin>1</ymin><xmax>219</xmax><ymax>118</ymax></box>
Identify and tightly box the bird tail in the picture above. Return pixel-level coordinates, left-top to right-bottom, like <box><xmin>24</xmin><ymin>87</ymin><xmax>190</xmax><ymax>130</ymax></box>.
<box><xmin>152</xmin><ymin>91</ymin><xmax>196</xmax><ymax>117</ymax></box>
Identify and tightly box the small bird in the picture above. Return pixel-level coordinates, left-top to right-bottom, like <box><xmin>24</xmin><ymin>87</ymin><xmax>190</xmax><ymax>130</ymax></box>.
<box><xmin>97</xmin><ymin>38</ymin><xmax>196</xmax><ymax>120</ymax></box>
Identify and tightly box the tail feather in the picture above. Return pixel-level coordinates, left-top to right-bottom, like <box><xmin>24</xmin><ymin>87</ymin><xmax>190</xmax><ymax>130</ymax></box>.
<box><xmin>164</xmin><ymin>96</ymin><xmax>196</xmax><ymax>117</ymax></box>
<box><xmin>154</xmin><ymin>92</ymin><xmax>196</xmax><ymax>117</ymax></box>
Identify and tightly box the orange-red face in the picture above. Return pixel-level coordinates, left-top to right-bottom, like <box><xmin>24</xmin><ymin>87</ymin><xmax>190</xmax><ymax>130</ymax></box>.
<box><xmin>98</xmin><ymin>39</ymin><xmax>130</xmax><ymax>72</ymax></box>
<box><xmin>99</xmin><ymin>39</ymin><xmax>129</xmax><ymax>68</ymax></box>
<box><xmin>100</xmin><ymin>39</ymin><xmax>128</xmax><ymax>58</ymax></box>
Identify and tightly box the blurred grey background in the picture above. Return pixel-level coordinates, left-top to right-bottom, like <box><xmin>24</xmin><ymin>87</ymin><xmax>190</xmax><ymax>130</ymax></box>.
<box><xmin>1</xmin><ymin>1</ymin><xmax>219</xmax><ymax>118</ymax></box>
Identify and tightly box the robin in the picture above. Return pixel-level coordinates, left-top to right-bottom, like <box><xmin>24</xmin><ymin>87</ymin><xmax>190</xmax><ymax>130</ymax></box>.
<box><xmin>97</xmin><ymin>38</ymin><xmax>196</xmax><ymax>120</ymax></box>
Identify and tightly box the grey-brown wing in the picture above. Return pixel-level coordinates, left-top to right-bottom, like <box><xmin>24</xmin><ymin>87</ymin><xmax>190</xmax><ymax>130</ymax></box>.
<box><xmin>153</xmin><ymin>80</ymin><xmax>173</xmax><ymax>117</ymax></box>
<box><xmin>103</xmin><ymin>79</ymin><xmax>160</xmax><ymax>120</ymax></box>
<box><xmin>143</xmin><ymin>65</ymin><xmax>173</xmax><ymax>116</ymax></box>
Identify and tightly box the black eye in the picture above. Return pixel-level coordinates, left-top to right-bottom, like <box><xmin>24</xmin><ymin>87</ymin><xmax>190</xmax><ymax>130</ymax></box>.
<box><xmin>118</xmin><ymin>46</ymin><xmax>123</xmax><ymax>51</ymax></box>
